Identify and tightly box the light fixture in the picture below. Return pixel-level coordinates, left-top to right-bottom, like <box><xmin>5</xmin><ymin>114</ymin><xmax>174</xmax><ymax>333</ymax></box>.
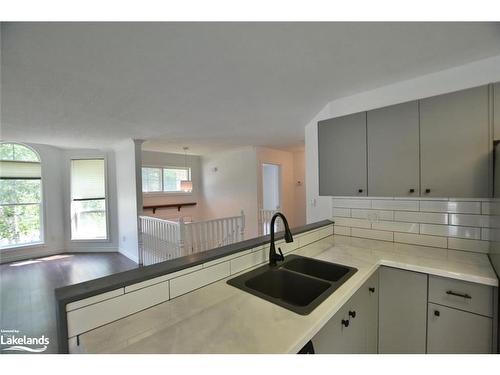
<box><xmin>180</xmin><ymin>146</ymin><xmax>193</xmax><ymax>193</ymax></box>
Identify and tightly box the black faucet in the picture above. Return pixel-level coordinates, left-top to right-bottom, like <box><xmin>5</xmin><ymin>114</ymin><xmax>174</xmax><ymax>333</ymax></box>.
<box><xmin>269</xmin><ymin>212</ymin><xmax>294</xmax><ymax>266</ymax></box>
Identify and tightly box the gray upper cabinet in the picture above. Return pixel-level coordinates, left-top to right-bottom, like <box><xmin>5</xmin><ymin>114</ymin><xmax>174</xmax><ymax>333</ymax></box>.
<box><xmin>367</xmin><ymin>101</ymin><xmax>420</xmax><ymax>196</ymax></box>
<box><xmin>494</xmin><ymin>82</ymin><xmax>500</xmax><ymax>140</ymax></box>
<box><xmin>318</xmin><ymin>112</ymin><xmax>367</xmax><ymax>196</ymax></box>
<box><xmin>420</xmin><ymin>85</ymin><xmax>491</xmax><ymax>198</ymax></box>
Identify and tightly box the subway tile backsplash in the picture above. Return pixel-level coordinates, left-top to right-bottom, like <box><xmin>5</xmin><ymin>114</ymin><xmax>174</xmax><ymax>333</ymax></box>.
<box><xmin>332</xmin><ymin>197</ymin><xmax>491</xmax><ymax>253</ymax></box>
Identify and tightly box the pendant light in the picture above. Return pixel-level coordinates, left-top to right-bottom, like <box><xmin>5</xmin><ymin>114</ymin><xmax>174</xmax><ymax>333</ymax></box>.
<box><xmin>180</xmin><ymin>146</ymin><xmax>193</xmax><ymax>193</ymax></box>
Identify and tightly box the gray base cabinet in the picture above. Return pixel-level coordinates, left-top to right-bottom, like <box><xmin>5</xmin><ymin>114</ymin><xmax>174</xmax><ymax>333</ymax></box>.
<box><xmin>378</xmin><ymin>266</ymin><xmax>428</xmax><ymax>353</ymax></box>
<box><xmin>312</xmin><ymin>270</ymin><xmax>378</xmax><ymax>353</ymax></box>
<box><xmin>427</xmin><ymin>303</ymin><xmax>493</xmax><ymax>354</ymax></box>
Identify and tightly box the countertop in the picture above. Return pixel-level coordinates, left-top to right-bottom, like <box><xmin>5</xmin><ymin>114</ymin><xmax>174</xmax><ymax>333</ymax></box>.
<box><xmin>75</xmin><ymin>234</ymin><xmax>498</xmax><ymax>354</ymax></box>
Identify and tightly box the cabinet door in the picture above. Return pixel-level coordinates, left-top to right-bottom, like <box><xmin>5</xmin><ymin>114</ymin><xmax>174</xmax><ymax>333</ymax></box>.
<box><xmin>367</xmin><ymin>101</ymin><xmax>420</xmax><ymax>196</ymax></box>
<box><xmin>494</xmin><ymin>82</ymin><xmax>500</xmax><ymax>141</ymax></box>
<box><xmin>312</xmin><ymin>272</ymin><xmax>378</xmax><ymax>354</ymax></box>
<box><xmin>378</xmin><ymin>267</ymin><xmax>428</xmax><ymax>353</ymax></box>
<box><xmin>420</xmin><ymin>85</ymin><xmax>491</xmax><ymax>198</ymax></box>
<box><xmin>427</xmin><ymin>303</ymin><xmax>492</xmax><ymax>353</ymax></box>
<box><xmin>312</xmin><ymin>303</ymin><xmax>352</xmax><ymax>353</ymax></box>
<box><xmin>318</xmin><ymin>112</ymin><xmax>367</xmax><ymax>196</ymax></box>
<box><xmin>364</xmin><ymin>270</ymin><xmax>379</xmax><ymax>353</ymax></box>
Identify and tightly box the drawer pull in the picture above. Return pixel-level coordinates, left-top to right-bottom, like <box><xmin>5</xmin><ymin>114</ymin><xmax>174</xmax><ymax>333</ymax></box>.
<box><xmin>341</xmin><ymin>319</ymin><xmax>349</xmax><ymax>328</ymax></box>
<box><xmin>446</xmin><ymin>290</ymin><xmax>471</xmax><ymax>299</ymax></box>
<box><xmin>368</xmin><ymin>287</ymin><xmax>375</xmax><ymax>293</ymax></box>
<box><xmin>348</xmin><ymin>310</ymin><xmax>356</xmax><ymax>319</ymax></box>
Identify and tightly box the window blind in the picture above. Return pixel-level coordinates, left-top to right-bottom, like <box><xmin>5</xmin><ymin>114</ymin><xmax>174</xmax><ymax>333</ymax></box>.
<box><xmin>71</xmin><ymin>159</ymin><xmax>105</xmax><ymax>200</ymax></box>
<box><xmin>0</xmin><ymin>161</ymin><xmax>41</xmax><ymax>179</ymax></box>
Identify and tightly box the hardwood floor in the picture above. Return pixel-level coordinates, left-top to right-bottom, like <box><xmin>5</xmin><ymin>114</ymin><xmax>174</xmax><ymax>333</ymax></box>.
<box><xmin>0</xmin><ymin>252</ymin><xmax>139</xmax><ymax>354</ymax></box>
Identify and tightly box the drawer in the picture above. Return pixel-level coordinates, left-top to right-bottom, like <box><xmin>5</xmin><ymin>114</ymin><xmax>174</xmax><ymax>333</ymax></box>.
<box><xmin>428</xmin><ymin>276</ymin><xmax>493</xmax><ymax>317</ymax></box>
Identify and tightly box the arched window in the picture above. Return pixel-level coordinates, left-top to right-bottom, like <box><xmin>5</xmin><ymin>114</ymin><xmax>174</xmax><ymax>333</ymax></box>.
<box><xmin>0</xmin><ymin>142</ymin><xmax>43</xmax><ymax>248</ymax></box>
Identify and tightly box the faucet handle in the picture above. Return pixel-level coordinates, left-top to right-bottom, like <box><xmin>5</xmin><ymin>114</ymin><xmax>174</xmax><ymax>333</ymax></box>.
<box><xmin>277</xmin><ymin>247</ymin><xmax>285</xmax><ymax>261</ymax></box>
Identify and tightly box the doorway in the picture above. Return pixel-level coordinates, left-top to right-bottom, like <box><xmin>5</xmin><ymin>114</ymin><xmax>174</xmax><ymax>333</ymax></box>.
<box><xmin>260</xmin><ymin>163</ymin><xmax>282</xmax><ymax>235</ymax></box>
<box><xmin>262</xmin><ymin>163</ymin><xmax>281</xmax><ymax>211</ymax></box>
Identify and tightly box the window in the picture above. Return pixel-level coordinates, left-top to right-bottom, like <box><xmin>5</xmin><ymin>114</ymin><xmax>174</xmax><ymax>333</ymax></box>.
<box><xmin>0</xmin><ymin>142</ymin><xmax>43</xmax><ymax>248</ymax></box>
<box><xmin>71</xmin><ymin>159</ymin><xmax>108</xmax><ymax>240</ymax></box>
<box><xmin>141</xmin><ymin>167</ymin><xmax>192</xmax><ymax>193</ymax></box>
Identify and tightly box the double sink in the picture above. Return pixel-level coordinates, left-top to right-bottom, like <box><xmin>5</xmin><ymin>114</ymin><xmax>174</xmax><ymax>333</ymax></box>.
<box><xmin>227</xmin><ymin>255</ymin><xmax>357</xmax><ymax>315</ymax></box>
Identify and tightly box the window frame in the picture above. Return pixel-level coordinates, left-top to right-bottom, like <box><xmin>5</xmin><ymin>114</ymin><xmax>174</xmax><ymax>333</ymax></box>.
<box><xmin>0</xmin><ymin>142</ymin><xmax>45</xmax><ymax>250</ymax></box>
<box><xmin>69</xmin><ymin>157</ymin><xmax>110</xmax><ymax>243</ymax></box>
<box><xmin>142</xmin><ymin>165</ymin><xmax>193</xmax><ymax>196</ymax></box>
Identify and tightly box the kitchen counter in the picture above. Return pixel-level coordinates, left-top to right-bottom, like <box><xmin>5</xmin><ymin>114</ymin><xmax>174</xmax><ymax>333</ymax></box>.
<box><xmin>74</xmin><ymin>234</ymin><xmax>498</xmax><ymax>354</ymax></box>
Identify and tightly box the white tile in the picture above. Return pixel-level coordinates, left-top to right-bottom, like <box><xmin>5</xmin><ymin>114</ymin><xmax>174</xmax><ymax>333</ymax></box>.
<box><xmin>170</xmin><ymin>262</ymin><xmax>230</xmax><ymax>299</ymax></box>
<box><xmin>316</xmin><ymin>226</ymin><xmax>334</xmax><ymax>239</ymax></box>
<box><xmin>277</xmin><ymin>238</ymin><xmax>299</xmax><ymax>253</ymax></box>
<box><xmin>161</xmin><ymin>264</ymin><xmax>203</xmax><ymax>279</ymax></box>
<box><xmin>447</xmin><ymin>238</ymin><xmax>490</xmax><ymax>253</ymax></box>
<box><xmin>332</xmin><ymin>208</ymin><xmax>350</xmax><ymax>217</ymax></box>
<box><xmin>481</xmin><ymin>202</ymin><xmax>492</xmax><ymax>215</ymax></box>
<box><xmin>420</xmin><ymin>224</ymin><xmax>481</xmax><ymax>240</ymax></box>
<box><xmin>332</xmin><ymin>198</ymin><xmax>370</xmax><ymax>209</ymax></box>
<box><xmin>371</xmin><ymin>221</ymin><xmax>419</xmax><ymax>233</ymax></box>
<box><xmin>419</xmin><ymin>200</ymin><xmax>481</xmax><ymax>214</ymax></box>
<box><xmin>394</xmin><ymin>233</ymin><xmax>447</xmax><ymax>248</ymax></box>
<box><xmin>371</xmin><ymin>199</ymin><xmax>418</xmax><ymax>211</ymax></box>
<box><xmin>334</xmin><ymin>226</ymin><xmax>350</xmax><ymax>236</ymax></box>
<box><xmin>230</xmin><ymin>249</ymin><xmax>265</xmax><ymax>274</ymax></box>
<box><xmin>67</xmin><ymin>281</ymin><xmax>169</xmax><ymax>337</ymax></box>
<box><xmin>351</xmin><ymin>209</ymin><xmax>394</xmax><ymax>221</ymax></box>
<box><xmin>66</xmin><ymin>288</ymin><xmax>124</xmax><ymax>312</ymax></box>
<box><xmin>125</xmin><ymin>275</ymin><xmax>170</xmax><ymax>293</ymax></box>
<box><xmin>297</xmin><ymin>230</ymin><xmax>321</xmax><ymax>248</ymax></box>
<box><xmin>394</xmin><ymin>211</ymin><xmax>448</xmax><ymax>224</ymax></box>
<box><xmin>481</xmin><ymin>228</ymin><xmax>490</xmax><ymax>241</ymax></box>
<box><xmin>332</xmin><ymin>217</ymin><xmax>371</xmax><ymax>229</ymax></box>
<box><xmin>449</xmin><ymin>214</ymin><xmax>490</xmax><ymax>228</ymax></box>
<box><xmin>351</xmin><ymin>228</ymin><xmax>393</xmax><ymax>242</ymax></box>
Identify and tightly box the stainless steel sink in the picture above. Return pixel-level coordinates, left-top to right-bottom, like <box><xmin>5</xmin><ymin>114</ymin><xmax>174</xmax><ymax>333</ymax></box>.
<box><xmin>227</xmin><ymin>255</ymin><xmax>357</xmax><ymax>315</ymax></box>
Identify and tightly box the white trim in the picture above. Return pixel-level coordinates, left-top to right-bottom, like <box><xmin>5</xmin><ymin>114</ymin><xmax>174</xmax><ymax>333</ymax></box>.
<box><xmin>69</xmin><ymin>156</ymin><xmax>111</xmax><ymax>242</ymax></box>
<box><xmin>0</xmin><ymin>141</ymin><xmax>45</xmax><ymax>250</ymax></box>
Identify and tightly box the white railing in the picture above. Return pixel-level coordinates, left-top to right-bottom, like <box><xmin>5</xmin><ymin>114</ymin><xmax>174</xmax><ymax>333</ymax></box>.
<box><xmin>139</xmin><ymin>210</ymin><xmax>245</xmax><ymax>266</ymax></box>
<box><xmin>258</xmin><ymin>208</ymin><xmax>283</xmax><ymax>235</ymax></box>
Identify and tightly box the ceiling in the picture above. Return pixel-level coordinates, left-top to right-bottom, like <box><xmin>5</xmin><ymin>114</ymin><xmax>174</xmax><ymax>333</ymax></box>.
<box><xmin>2</xmin><ymin>22</ymin><xmax>500</xmax><ymax>155</ymax></box>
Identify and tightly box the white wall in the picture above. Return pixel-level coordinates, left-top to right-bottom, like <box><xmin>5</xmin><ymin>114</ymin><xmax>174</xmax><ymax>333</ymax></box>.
<box><xmin>305</xmin><ymin>54</ymin><xmax>500</xmax><ymax>223</ymax></box>
<box><xmin>114</xmin><ymin>140</ymin><xmax>141</xmax><ymax>263</ymax></box>
<box><xmin>201</xmin><ymin>147</ymin><xmax>259</xmax><ymax>239</ymax></box>
<box><xmin>293</xmin><ymin>149</ymin><xmax>306</xmax><ymax>227</ymax></box>
<box><xmin>141</xmin><ymin>150</ymin><xmax>203</xmax><ymax>221</ymax></box>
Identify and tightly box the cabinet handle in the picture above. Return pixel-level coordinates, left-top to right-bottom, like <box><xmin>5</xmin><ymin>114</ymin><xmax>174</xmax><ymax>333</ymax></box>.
<box><xmin>368</xmin><ymin>287</ymin><xmax>375</xmax><ymax>293</ymax></box>
<box><xmin>358</xmin><ymin>189</ymin><xmax>363</xmax><ymax>193</ymax></box>
<box><xmin>409</xmin><ymin>188</ymin><xmax>415</xmax><ymax>193</ymax></box>
<box><xmin>425</xmin><ymin>188</ymin><xmax>431</xmax><ymax>194</ymax></box>
<box><xmin>341</xmin><ymin>319</ymin><xmax>349</xmax><ymax>327</ymax></box>
<box><xmin>434</xmin><ymin>310</ymin><xmax>440</xmax><ymax>317</ymax></box>
<box><xmin>348</xmin><ymin>310</ymin><xmax>356</xmax><ymax>319</ymax></box>
<box><xmin>446</xmin><ymin>290</ymin><xmax>471</xmax><ymax>299</ymax></box>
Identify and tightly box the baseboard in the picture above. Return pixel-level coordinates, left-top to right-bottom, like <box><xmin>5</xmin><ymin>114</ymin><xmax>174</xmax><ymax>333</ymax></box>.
<box><xmin>0</xmin><ymin>245</ymin><xmax>64</xmax><ymax>264</ymax></box>
<box><xmin>118</xmin><ymin>248</ymin><xmax>139</xmax><ymax>264</ymax></box>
